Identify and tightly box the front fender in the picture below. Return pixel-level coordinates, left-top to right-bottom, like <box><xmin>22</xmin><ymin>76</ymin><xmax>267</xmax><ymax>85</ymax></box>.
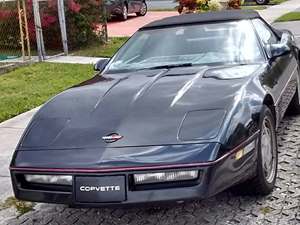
<box><xmin>219</xmin><ymin>76</ymin><xmax>269</xmax><ymax>154</ymax></box>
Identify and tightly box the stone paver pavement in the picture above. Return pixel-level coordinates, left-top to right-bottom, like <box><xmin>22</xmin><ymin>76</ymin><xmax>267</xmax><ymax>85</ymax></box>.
<box><xmin>0</xmin><ymin>108</ymin><xmax>39</xmax><ymax>203</ymax></box>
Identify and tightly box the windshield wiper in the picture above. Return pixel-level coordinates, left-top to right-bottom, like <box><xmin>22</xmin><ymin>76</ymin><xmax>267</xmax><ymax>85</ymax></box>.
<box><xmin>146</xmin><ymin>63</ymin><xmax>193</xmax><ymax>70</ymax></box>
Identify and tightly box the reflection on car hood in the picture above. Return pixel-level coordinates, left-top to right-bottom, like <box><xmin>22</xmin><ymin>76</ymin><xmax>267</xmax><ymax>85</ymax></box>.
<box><xmin>20</xmin><ymin>65</ymin><xmax>262</xmax><ymax>149</ymax></box>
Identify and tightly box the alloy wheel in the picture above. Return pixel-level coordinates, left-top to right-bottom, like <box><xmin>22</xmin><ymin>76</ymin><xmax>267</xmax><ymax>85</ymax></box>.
<box><xmin>140</xmin><ymin>2</ymin><xmax>147</xmax><ymax>16</ymax></box>
<box><xmin>122</xmin><ymin>5</ymin><xmax>128</xmax><ymax>20</ymax></box>
<box><xmin>261</xmin><ymin>117</ymin><xmax>277</xmax><ymax>184</ymax></box>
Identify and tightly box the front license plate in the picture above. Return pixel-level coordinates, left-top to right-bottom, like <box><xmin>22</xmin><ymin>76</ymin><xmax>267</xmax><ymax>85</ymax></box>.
<box><xmin>75</xmin><ymin>176</ymin><xmax>126</xmax><ymax>203</ymax></box>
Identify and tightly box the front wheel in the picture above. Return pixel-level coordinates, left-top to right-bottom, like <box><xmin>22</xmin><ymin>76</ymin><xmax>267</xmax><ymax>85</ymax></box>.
<box><xmin>136</xmin><ymin>2</ymin><xmax>147</xmax><ymax>16</ymax></box>
<box><xmin>255</xmin><ymin>0</ymin><xmax>270</xmax><ymax>5</ymax></box>
<box><xmin>233</xmin><ymin>106</ymin><xmax>278</xmax><ymax>195</ymax></box>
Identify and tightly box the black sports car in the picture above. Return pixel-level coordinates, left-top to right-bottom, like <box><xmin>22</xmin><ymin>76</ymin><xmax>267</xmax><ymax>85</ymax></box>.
<box><xmin>10</xmin><ymin>10</ymin><xmax>300</xmax><ymax>207</ymax></box>
<box><xmin>105</xmin><ymin>0</ymin><xmax>147</xmax><ymax>21</ymax></box>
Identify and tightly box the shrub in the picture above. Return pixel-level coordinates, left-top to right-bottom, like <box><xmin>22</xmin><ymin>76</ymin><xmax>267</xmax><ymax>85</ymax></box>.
<box><xmin>228</xmin><ymin>0</ymin><xmax>242</xmax><ymax>9</ymax></box>
<box><xmin>208</xmin><ymin>0</ymin><xmax>222</xmax><ymax>11</ymax></box>
<box><xmin>0</xmin><ymin>3</ymin><xmax>20</xmax><ymax>51</ymax></box>
<box><xmin>65</xmin><ymin>0</ymin><xmax>106</xmax><ymax>49</ymax></box>
<box><xmin>177</xmin><ymin>0</ymin><xmax>198</xmax><ymax>13</ymax></box>
<box><xmin>178</xmin><ymin>0</ymin><xmax>222</xmax><ymax>14</ymax></box>
<box><xmin>178</xmin><ymin>0</ymin><xmax>242</xmax><ymax>13</ymax></box>
<box><xmin>0</xmin><ymin>0</ymin><xmax>107</xmax><ymax>52</ymax></box>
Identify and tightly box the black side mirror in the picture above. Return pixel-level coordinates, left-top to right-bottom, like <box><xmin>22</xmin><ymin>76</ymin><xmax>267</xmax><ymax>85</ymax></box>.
<box><xmin>94</xmin><ymin>58</ymin><xmax>110</xmax><ymax>72</ymax></box>
<box><xmin>267</xmin><ymin>32</ymin><xmax>292</xmax><ymax>59</ymax></box>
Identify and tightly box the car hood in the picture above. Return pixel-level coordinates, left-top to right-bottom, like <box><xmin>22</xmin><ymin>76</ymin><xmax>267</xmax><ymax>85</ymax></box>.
<box><xmin>20</xmin><ymin>65</ymin><xmax>261</xmax><ymax>149</ymax></box>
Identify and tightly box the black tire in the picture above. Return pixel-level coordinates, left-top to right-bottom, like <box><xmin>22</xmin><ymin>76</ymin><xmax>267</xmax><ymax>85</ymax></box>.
<box><xmin>120</xmin><ymin>4</ymin><xmax>128</xmax><ymax>21</ymax></box>
<box><xmin>255</xmin><ymin>0</ymin><xmax>270</xmax><ymax>5</ymax></box>
<box><xmin>136</xmin><ymin>2</ymin><xmax>147</xmax><ymax>16</ymax></box>
<box><xmin>287</xmin><ymin>89</ymin><xmax>300</xmax><ymax>115</ymax></box>
<box><xmin>233</xmin><ymin>106</ymin><xmax>278</xmax><ymax>195</ymax></box>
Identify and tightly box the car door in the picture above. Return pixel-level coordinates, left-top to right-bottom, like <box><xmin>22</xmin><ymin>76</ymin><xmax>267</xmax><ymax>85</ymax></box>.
<box><xmin>252</xmin><ymin>18</ymin><xmax>299</xmax><ymax>119</ymax></box>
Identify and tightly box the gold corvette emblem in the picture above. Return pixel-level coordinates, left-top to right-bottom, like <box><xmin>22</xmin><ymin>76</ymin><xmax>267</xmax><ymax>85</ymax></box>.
<box><xmin>102</xmin><ymin>133</ymin><xmax>123</xmax><ymax>143</ymax></box>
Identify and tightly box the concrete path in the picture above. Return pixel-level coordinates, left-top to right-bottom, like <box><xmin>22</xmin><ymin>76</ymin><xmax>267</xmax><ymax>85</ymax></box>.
<box><xmin>45</xmin><ymin>56</ymin><xmax>103</xmax><ymax>64</ymax></box>
<box><xmin>0</xmin><ymin>108</ymin><xmax>39</xmax><ymax>201</ymax></box>
<box><xmin>273</xmin><ymin>21</ymin><xmax>300</xmax><ymax>36</ymax></box>
<box><xmin>259</xmin><ymin>0</ymin><xmax>300</xmax><ymax>23</ymax></box>
<box><xmin>1</xmin><ymin>56</ymin><xmax>103</xmax><ymax>65</ymax></box>
<box><xmin>273</xmin><ymin>21</ymin><xmax>300</xmax><ymax>46</ymax></box>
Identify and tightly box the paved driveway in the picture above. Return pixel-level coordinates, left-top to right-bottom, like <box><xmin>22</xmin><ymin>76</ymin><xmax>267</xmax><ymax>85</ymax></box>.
<box><xmin>107</xmin><ymin>11</ymin><xmax>178</xmax><ymax>37</ymax></box>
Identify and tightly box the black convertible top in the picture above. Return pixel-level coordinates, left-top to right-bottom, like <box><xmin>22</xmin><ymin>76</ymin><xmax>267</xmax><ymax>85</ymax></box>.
<box><xmin>140</xmin><ymin>10</ymin><xmax>261</xmax><ymax>30</ymax></box>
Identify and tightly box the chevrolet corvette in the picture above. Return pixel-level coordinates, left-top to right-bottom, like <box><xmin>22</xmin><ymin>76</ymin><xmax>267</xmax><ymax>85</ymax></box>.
<box><xmin>10</xmin><ymin>10</ymin><xmax>300</xmax><ymax>207</ymax></box>
<box><xmin>105</xmin><ymin>0</ymin><xmax>147</xmax><ymax>21</ymax></box>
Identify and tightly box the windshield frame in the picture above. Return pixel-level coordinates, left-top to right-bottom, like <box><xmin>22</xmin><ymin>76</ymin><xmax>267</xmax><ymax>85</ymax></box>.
<box><xmin>103</xmin><ymin>20</ymin><xmax>267</xmax><ymax>74</ymax></box>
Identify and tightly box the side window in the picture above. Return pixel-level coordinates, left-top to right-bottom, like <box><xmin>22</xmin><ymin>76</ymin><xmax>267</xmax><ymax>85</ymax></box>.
<box><xmin>252</xmin><ymin>19</ymin><xmax>278</xmax><ymax>46</ymax></box>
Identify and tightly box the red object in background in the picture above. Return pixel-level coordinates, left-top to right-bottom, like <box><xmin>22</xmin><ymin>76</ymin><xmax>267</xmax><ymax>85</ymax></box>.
<box><xmin>0</xmin><ymin>9</ymin><xmax>14</xmax><ymax>20</ymax></box>
<box><xmin>1</xmin><ymin>0</ymin><xmax>106</xmax><ymax>50</ymax></box>
<box><xmin>41</xmin><ymin>14</ymin><xmax>57</xmax><ymax>27</ymax></box>
<box><xmin>68</xmin><ymin>0</ymin><xmax>81</xmax><ymax>13</ymax></box>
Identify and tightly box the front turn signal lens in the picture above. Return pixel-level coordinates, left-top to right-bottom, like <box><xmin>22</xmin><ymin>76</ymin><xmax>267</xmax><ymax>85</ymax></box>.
<box><xmin>133</xmin><ymin>170</ymin><xmax>199</xmax><ymax>185</ymax></box>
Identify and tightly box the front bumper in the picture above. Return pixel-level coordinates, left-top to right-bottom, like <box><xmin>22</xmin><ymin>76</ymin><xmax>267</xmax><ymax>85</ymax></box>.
<box><xmin>10</xmin><ymin>157</ymin><xmax>258</xmax><ymax>207</ymax></box>
<box><xmin>10</xmin><ymin>132</ymin><xmax>259</xmax><ymax>207</ymax></box>
<box><xmin>11</xmin><ymin>168</ymin><xmax>209</xmax><ymax>207</ymax></box>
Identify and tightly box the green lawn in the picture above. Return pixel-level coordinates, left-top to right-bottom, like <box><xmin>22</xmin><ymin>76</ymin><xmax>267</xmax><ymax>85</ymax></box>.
<box><xmin>72</xmin><ymin>37</ymin><xmax>128</xmax><ymax>58</ymax></box>
<box><xmin>270</xmin><ymin>0</ymin><xmax>288</xmax><ymax>4</ymax></box>
<box><xmin>0</xmin><ymin>63</ymin><xmax>93</xmax><ymax>123</ymax></box>
<box><xmin>241</xmin><ymin>5</ymin><xmax>267</xmax><ymax>10</ymax></box>
<box><xmin>275</xmin><ymin>12</ymin><xmax>300</xmax><ymax>22</ymax></box>
<box><xmin>0</xmin><ymin>37</ymin><xmax>127</xmax><ymax>123</ymax></box>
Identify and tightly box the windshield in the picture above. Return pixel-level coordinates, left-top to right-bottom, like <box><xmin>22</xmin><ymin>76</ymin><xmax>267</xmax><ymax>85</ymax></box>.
<box><xmin>106</xmin><ymin>20</ymin><xmax>264</xmax><ymax>73</ymax></box>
